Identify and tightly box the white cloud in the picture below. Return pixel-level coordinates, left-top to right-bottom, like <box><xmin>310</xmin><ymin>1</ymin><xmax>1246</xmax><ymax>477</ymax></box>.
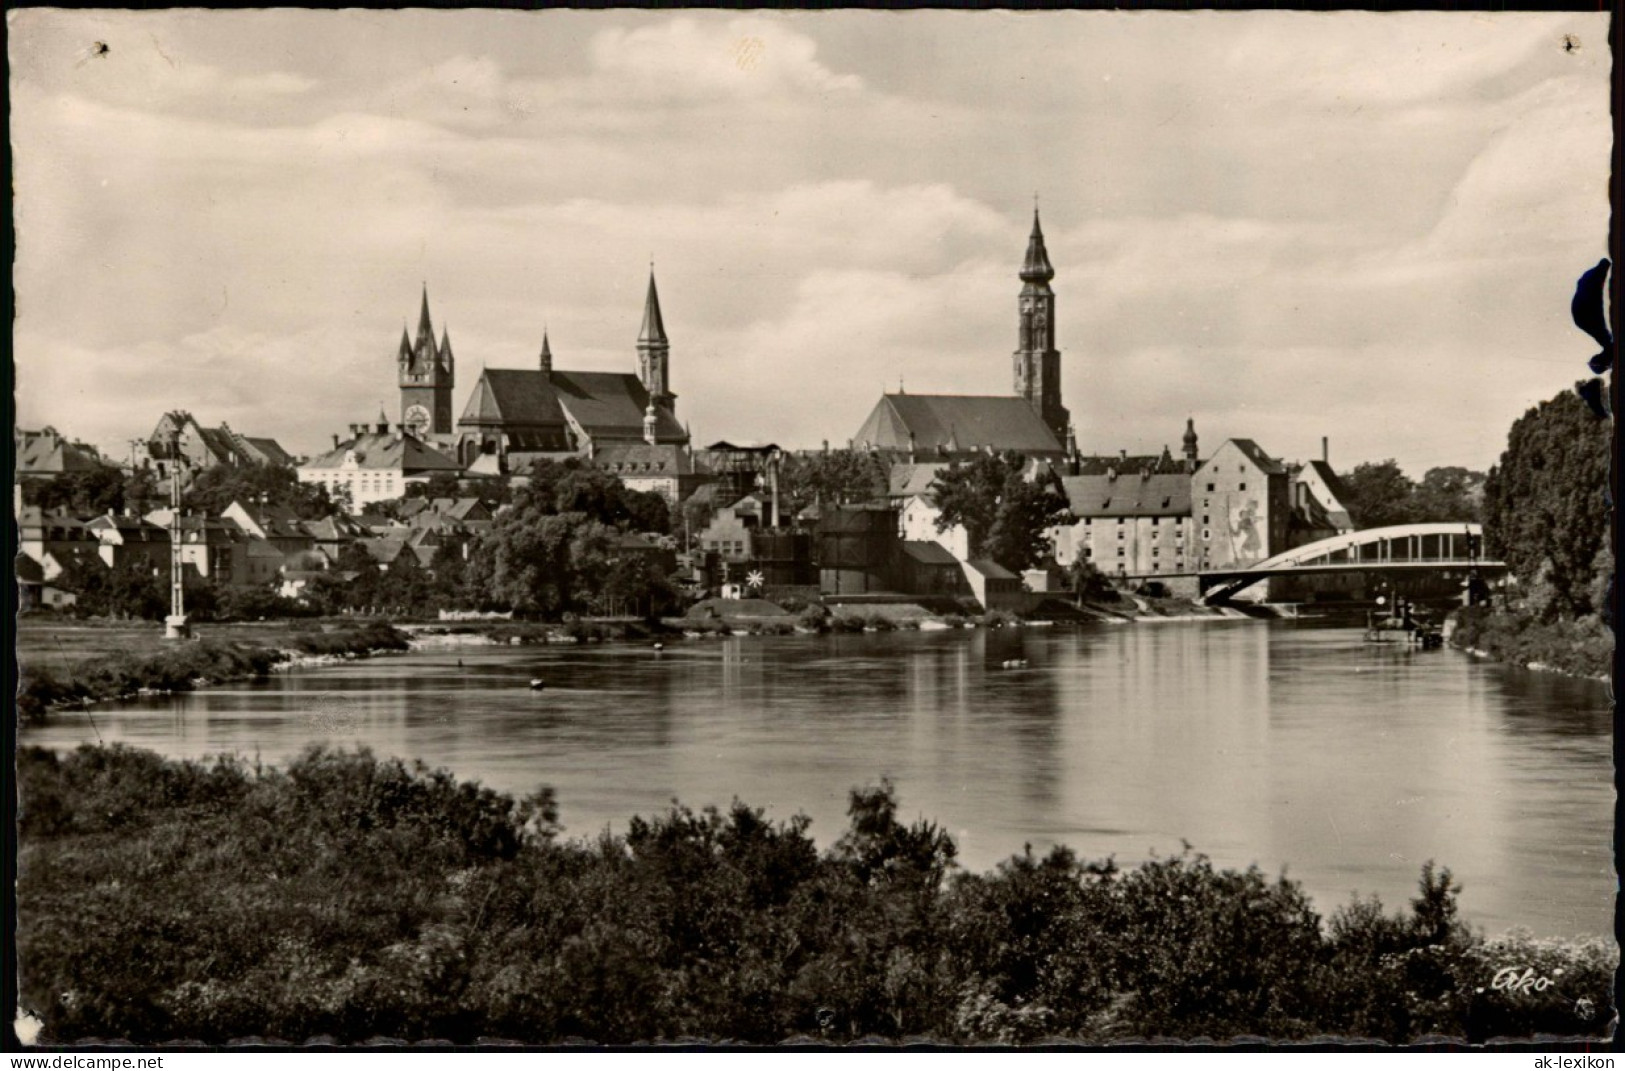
<box><xmin>8</xmin><ymin>10</ymin><xmax>1612</xmax><ymax>477</ymax></box>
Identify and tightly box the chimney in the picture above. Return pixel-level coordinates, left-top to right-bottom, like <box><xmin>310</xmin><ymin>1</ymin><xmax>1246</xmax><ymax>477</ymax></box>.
<box><xmin>1321</xmin><ymin>437</ymin><xmax>1329</xmax><ymax>465</ymax></box>
<box><xmin>331</xmin><ymin>434</ymin><xmax>340</xmax><ymax>450</ymax></box>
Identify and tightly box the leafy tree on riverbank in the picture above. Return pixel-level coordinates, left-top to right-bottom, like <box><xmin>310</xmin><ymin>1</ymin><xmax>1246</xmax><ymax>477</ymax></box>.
<box><xmin>930</xmin><ymin>453</ymin><xmax>1072</xmax><ymax>573</ymax></box>
<box><xmin>1482</xmin><ymin>384</ymin><xmax>1610</xmax><ymax>619</ymax></box>
<box><xmin>1340</xmin><ymin>461</ymin><xmax>1484</xmax><ymax>529</ymax></box>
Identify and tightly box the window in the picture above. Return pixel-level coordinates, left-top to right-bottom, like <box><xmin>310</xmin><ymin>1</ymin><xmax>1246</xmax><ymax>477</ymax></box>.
<box><xmin>1152</xmin><ymin>516</ymin><xmax>1160</xmax><ymax>526</ymax></box>
<box><xmin>1117</xmin><ymin>528</ymin><xmax>1125</xmax><ymax>540</ymax></box>
<box><xmin>1202</xmin><ymin>529</ymin><xmax>1211</xmax><ymax>541</ymax></box>
<box><xmin>1083</xmin><ymin>547</ymin><xmax>1093</xmax><ymax>559</ymax></box>
<box><xmin>1202</xmin><ymin>515</ymin><xmax>1210</xmax><ymax>525</ymax></box>
<box><xmin>1116</xmin><ymin>547</ymin><xmax>1125</xmax><ymax>557</ymax></box>
<box><xmin>1206</xmin><ymin>483</ymin><xmax>1215</xmax><ymax>492</ymax></box>
<box><xmin>1152</xmin><ymin>548</ymin><xmax>1160</xmax><ymax>557</ymax></box>
<box><xmin>1117</xmin><ymin>517</ymin><xmax>1125</xmax><ymax>525</ymax></box>
<box><xmin>1239</xmin><ymin>482</ymin><xmax>1247</xmax><ymax>491</ymax></box>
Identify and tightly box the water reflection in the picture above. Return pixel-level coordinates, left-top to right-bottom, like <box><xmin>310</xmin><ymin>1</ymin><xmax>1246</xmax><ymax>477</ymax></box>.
<box><xmin>20</xmin><ymin>622</ymin><xmax>1612</xmax><ymax>938</ymax></box>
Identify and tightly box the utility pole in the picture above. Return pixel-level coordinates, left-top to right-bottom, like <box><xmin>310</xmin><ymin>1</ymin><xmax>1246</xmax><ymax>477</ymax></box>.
<box><xmin>164</xmin><ymin>428</ymin><xmax>191</xmax><ymax>640</ymax></box>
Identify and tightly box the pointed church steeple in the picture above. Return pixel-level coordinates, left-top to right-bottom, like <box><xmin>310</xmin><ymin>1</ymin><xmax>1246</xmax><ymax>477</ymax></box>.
<box><xmin>399</xmin><ymin>285</ymin><xmax>454</xmax><ymax>437</ymax></box>
<box><xmin>636</xmin><ymin>269</ymin><xmax>674</xmax><ymax>415</ymax></box>
<box><xmin>539</xmin><ymin>330</ymin><xmax>553</xmax><ymax>373</ymax></box>
<box><xmin>417</xmin><ymin>284</ymin><xmax>434</xmax><ymax>342</ymax></box>
<box><xmin>1013</xmin><ymin>207</ymin><xmax>1068</xmax><ymax>443</ymax></box>
<box><xmin>1020</xmin><ymin>208</ymin><xmax>1055</xmax><ymax>283</ymax></box>
<box><xmin>639</xmin><ymin>271</ymin><xmax>668</xmax><ymax>345</ymax></box>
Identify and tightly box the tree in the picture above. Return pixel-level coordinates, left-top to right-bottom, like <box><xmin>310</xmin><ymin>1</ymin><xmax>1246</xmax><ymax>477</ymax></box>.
<box><xmin>182</xmin><ymin>462</ymin><xmax>337</xmax><ymax>521</ymax></box>
<box><xmin>25</xmin><ymin>465</ymin><xmax>129</xmax><ymax>515</ymax></box>
<box><xmin>929</xmin><ymin>453</ymin><xmax>1072</xmax><ymax>573</ymax></box>
<box><xmin>778</xmin><ymin>450</ymin><xmax>888</xmax><ymax>515</ymax></box>
<box><xmin>404</xmin><ymin>472</ymin><xmax>463</xmax><ymax>501</ymax></box>
<box><xmin>1482</xmin><ymin>385</ymin><xmax>1611</xmax><ymax>619</ymax></box>
<box><xmin>1065</xmin><ymin>557</ymin><xmax>1114</xmax><ymax>605</ymax></box>
<box><xmin>1340</xmin><ymin>461</ymin><xmax>1417</xmax><ymax>529</ymax></box>
<box><xmin>1409</xmin><ymin>467</ymin><xmax>1485</xmax><ymax>524</ymax></box>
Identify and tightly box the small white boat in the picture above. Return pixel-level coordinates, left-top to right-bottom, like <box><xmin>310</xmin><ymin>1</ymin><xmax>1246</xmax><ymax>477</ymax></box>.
<box><xmin>529</xmin><ymin>678</ymin><xmax>546</xmax><ymax>691</ymax></box>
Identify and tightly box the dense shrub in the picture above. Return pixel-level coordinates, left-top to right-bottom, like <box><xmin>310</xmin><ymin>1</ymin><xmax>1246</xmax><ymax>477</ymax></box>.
<box><xmin>286</xmin><ymin>622</ymin><xmax>411</xmax><ymax>656</ymax></box>
<box><xmin>17</xmin><ymin>626</ymin><xmax>410</xmax><ymax>723</ymax></box>
<box><xmin>1449</xmin><ymin>606</ymin><xmax>1610</xmax><ymax>679</ymax></box>
<box><xmin>15</xmin><ymin>746</ymin><xmax>1617</xmax><ymax>1045</ymax></box>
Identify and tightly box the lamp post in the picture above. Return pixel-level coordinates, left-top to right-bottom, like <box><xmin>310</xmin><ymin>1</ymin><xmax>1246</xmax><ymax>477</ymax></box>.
<box><xmin>164</xmin><ymin>429</ymin><xmax>191</xmax><ymax>640</ymax></box>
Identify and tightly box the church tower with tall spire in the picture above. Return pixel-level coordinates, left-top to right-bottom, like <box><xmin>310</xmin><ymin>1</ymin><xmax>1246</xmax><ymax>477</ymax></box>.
<box><xmin>398</xmin><ymin>285</ymin><xmax>455</xmax><ymax>437</ymax></box>
<box><xmin>637</xmin><ymin>270</ymin><xmax>675</xmax><ymax>414</ymax></box>
<box><xmin>1013</xmin><ymin>208</ymin><xmax>1070</xmax><ymax>443</ymax></box>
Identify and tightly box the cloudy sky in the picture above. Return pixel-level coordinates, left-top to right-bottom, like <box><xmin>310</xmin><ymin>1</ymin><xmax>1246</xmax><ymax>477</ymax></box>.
<box><xmin>10</xmin><ymin>9</ymin><xmax>1611</xmax><ymax>475</ymax></box>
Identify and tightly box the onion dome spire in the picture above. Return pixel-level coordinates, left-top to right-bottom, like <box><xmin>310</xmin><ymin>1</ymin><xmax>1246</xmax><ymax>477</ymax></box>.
<box><xmin>1020</xmin><ymin>207</ymin><xmax>1055</xmax><ymax>283</ymax></box>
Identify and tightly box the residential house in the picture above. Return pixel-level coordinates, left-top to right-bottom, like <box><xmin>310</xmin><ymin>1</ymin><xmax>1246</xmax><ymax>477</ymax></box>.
<box><xmin>298</xmin><ymin>420</ymin><xmax>462</xmax><ymax>508</ymax></box>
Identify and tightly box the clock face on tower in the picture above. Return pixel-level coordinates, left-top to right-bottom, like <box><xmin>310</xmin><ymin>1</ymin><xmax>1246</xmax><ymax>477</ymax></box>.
<box><xmin>404</xmin><ymin>404</ymin><xmax>431</xmax><ymax>436</ymax></box>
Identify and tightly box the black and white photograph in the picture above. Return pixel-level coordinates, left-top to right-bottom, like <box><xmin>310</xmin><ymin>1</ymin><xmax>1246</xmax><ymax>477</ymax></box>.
<box><xmin>9</xmin><ymin>7</ymin><xmax>1616</xmax><ymax>1051</ymax></box>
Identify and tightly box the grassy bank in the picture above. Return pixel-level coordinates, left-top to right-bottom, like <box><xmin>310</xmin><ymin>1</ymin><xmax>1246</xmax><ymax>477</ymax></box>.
<box><xmin>16</xmin><ymin>744</ymin><xmax>1614</xmax><ymax>1046</ymax></box>
<box><xmin>16</xmin><ymin>622</ymin><xmax>411</xmax><ymax>724</ymax></box>
<box><xmin>1449</xmin><ymin>606</ymin><xmax>1611</xmax><ymax>680</ymax></box>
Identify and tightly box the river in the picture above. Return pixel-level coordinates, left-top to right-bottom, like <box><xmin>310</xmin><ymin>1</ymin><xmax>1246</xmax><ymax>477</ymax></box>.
<box><xmin>21</xmin><ymin>619</ymin><xmax>1614</xmax><ymax>938</ymax></box>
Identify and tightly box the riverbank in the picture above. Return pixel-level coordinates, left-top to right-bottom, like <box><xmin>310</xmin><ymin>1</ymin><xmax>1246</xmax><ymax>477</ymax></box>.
<box><xmin>16</xmin><ymin>742</ymin><xmax>1613</xmax><ymax>1046</ymax></box>
<box><xmin>1447</xmin><ymin>606</ymin><xmax>1611</xmax><ymax>681</ymax></box>
<box><xmin>16</xmin><ymin>621</ymin><xmax>411</xmax><ymax>723</ymax></box>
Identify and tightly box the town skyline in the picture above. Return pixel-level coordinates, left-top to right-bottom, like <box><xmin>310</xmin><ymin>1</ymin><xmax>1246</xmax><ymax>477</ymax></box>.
<box><xmin>10</xmin><ymin>9</ymin><xmax>1611</xmax><ymax>476</ymax></box>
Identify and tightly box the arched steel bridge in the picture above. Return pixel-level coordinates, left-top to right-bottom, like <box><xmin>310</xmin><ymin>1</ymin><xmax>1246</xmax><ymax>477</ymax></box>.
<box><xmin>1191</xmin><ymin>523</ymin><xmax>1506</xmax><ymax>604</ymax></box>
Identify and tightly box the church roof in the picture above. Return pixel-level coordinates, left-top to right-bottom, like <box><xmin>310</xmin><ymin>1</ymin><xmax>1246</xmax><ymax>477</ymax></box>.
<box><xmin>854</xmin><ymin>393</ymin><xmax>1065</xmax><ymax>457</ymax></box>
<box><xmin>639</xmin><ymin>272</ymin><xmax>668</xmax><ymax>345</ymax></box>
<box><xmin>461</xmin><ymin>369</ymin><xmax>568</xmax><ymax>427</ymax></box>
<box><xmin>1061</xmin><ymin>473</ymin><xmax>1192</xmax><ymax>518</ymax></box>
<box><xmin>460</xmin><ymin>368</ymin><xmax>685</xmax><ymax>443</ymax></box>
<box><xmin>554</xmin><ymin>371</ymin><xmax>684</xmax><ymax>439</ymax></box>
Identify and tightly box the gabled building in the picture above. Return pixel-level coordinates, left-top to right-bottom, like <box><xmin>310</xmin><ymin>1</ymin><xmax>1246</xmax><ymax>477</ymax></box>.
<box><xmin>1052</xmin><ymin>469</ymin><xmax>1194</xmax><ymax>581</ymax></box>
<box><xmin>298</xmin><ymin>419</ymin><xmax>462</xmax><ymax>508</ymax></box>
<box><xmin>222</xmin><ymin>501</ymin><xmax>316</xmax><ymax>557</ymax></box>
<box><xmin>15</xmin><ymin>427</ymin><xmax>106</xmax><ymax>479</ymax></box>
<box><xmin>137</xmin><ymin>412</ymin><xmax>294</xmax><ymax>482</ymax></box>
<box><xmin>854</xmin><ymin>393</ymin><xmax>1066</xmax><ymax>460</ymax></box>
<box><xmin>455</xmin><ymin>273</ymin><xmax>689</xmax><ymax>472</ymax></box>
<box><xmin>592</xmin><ymin>442</ymin><xmax>707</xmax><ymax>504</ymax></box>
<box><xmin>852</xmin><ymin>210</ymin><xmax>1071</xmax><ymax>462</ymax></box>
<box><xmin>1192</xmin><ymin>439</ymin><xmax>1292</xmax><ymax>572</ymax></box>
<box><xmin>1289</xmin><ymin>458</ymin><xmax>1355</xmax><ymax>541</ymax></box>
<box><xmin>83</xmin><ymin>512</ymin><xmax>170</xmax><ymax>571</ymax></box>
<box><xmin>16</xmin><ymin>506</ymin><xmax>96</xmax><ymax>568</ymax></box>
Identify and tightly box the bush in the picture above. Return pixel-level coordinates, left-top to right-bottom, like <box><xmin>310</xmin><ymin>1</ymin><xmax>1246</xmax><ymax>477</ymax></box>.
<box><xmin>286</xmin><ymin>622</ymin><xmax>411</xmax><ymax>657</ymax></box>
<box><xmin>15</xmin><ymin>746</ymin><xmax>1616</xmax><ymax>1045</ymax></box>
<box><xmin>1449</xmin><ymin>606</ymin><xmax>1610</xmax><ymax>678</ymax></box>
